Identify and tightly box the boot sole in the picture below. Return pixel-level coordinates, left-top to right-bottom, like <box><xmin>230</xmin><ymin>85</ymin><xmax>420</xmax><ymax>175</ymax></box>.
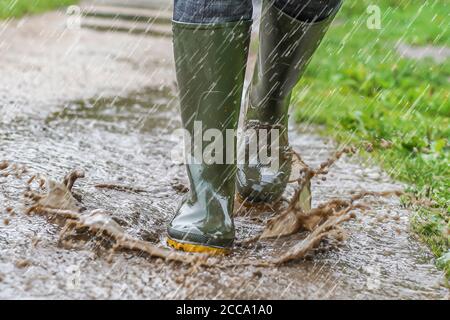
<box><xmin>167</xmin><ymin>237</ymin><xmax>230</xmax><ymax>255</ymax></box>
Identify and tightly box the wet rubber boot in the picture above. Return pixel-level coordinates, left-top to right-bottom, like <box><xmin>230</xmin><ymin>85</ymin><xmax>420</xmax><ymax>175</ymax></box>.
<box><xmin>236</xmin><ymin>1</ymin><xmax>340</xmax><ymax>203</ymax></box>
<box><xmin>167</xmin><ymin>20</ymin><xmax>251</xmax><ymax>254</ymax></box>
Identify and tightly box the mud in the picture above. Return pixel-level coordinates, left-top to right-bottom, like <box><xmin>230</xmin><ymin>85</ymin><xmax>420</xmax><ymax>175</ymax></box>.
<box><xmin>0</xmin><ymin>6</ymin><xmax>448</xmax><ymax>299</ymax></box>
<box><xmin>19</xmin><ymin>145</ymin><xmax>402</xmax><ymax>270</ymax></box>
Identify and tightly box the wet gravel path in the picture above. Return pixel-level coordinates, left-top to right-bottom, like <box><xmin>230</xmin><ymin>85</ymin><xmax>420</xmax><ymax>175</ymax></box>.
<box><xmin>0</xmin><ymin>8</ymin><xmax>448</xmax><ymax>299</ymax></box>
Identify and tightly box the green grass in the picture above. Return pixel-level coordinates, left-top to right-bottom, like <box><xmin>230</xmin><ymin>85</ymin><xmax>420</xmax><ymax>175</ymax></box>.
<box><xmin>0</xmin><ymin>0</ymin><xmax>78</xmax><ymax>19</ymax></box>
<box><xmin>293</xmin><ymin>0</ymin><xmax>449</xmax><ymax>277</ymax></box>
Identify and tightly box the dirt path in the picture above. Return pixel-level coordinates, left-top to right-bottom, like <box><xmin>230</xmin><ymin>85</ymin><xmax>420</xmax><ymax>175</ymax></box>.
<box><xmin>0</xmin><ymin>5</ymin><xmax>448</xmax><ymax>299</ymax></box>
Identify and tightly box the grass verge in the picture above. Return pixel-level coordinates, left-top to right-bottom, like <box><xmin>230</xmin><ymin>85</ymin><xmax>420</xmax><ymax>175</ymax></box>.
<box><xmin>0</xmin><ymin>0</ymin><xmax>78</xmax><ymax>19</ymax></box>
<box><xmin>293</xmin><ymin>0</ymin><xmax>449</xmax><ymax>277</ymax></box>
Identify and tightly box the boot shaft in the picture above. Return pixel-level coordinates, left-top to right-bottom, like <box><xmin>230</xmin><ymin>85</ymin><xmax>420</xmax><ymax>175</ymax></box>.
<box><xmin>248</xmin><ymin>0</ymin><xmax>340</xmax><ymax>126</ymax></box>
<box><xmin>169</xmin><ymin>20</ymin><xmax>252</xmax><ymax>250</ymax></box>
<box><xmin>173</xmin><ymin>21</ymin><xmax>251</xmax><ymax>176</ymax></box>
<box><xmin>237</xmin><ymin>1</ymin><xmax>340</xmax><ymax>203</ymax></box>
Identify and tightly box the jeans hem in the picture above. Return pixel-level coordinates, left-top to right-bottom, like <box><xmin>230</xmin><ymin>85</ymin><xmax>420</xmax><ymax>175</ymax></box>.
<box><xmin>172</xmin><ymin>19</ymin><xmax>253</xmax><ymax>30</ymax></box>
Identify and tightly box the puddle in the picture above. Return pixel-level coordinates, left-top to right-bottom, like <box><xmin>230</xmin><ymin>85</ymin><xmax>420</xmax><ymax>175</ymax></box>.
<box><xmin>45</xmin><ymin>88</ymin><xmax>179</xmax><ymax>134</ymax></box>
<box><xmin>0</xmin><ymin>4</ymin><xmax>447</xmax><ymax>298</ymax></box>
<box><xmin>19</xmin><ymin>143</ymin><xmax>401</xmax><ymax>268</ymax></box>
<box><xmin>0</xmin><ymin>88</ymin><xmax>447</xmax><ymax>299</ymax></box>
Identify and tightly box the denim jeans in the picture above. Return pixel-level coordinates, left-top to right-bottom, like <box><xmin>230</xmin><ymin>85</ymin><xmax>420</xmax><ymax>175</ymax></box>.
<box><xmin>173</xmin><ymin>0</ymin><xmax>342</xmax><ymax>23</ymax></box>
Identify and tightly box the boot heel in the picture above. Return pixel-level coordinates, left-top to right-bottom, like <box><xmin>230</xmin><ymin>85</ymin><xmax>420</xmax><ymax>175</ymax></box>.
<box><xmin>167</xmin><ymin>237</ymin><xmax>230</xmax><ymax>255</ymax></box>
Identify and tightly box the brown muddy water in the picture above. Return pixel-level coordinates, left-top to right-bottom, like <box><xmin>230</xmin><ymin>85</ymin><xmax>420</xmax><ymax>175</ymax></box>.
<box><xmin>0</xmin><ymin>10</ymin><xmax>448</xmax><ymax>300</ymax></box>
<box><xmin>1</xmin><ymin>88</ymin><xmax>448</xmax><ymax>299</ymax></box>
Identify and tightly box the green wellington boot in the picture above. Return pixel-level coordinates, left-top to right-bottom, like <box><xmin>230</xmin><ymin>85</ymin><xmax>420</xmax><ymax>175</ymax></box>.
<box><xmin>167</xmin><ymin>20</ymin><xmax>251</xmax><ymax>254</ymax></box>
<box><xmin>236</xmin><ymin>1</ymin><xmax>340</xmax><ymax>203</ymax></box>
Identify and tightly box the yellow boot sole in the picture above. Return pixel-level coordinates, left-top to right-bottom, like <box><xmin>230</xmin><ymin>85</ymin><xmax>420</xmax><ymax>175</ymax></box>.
<box><xmin>167</xmin><ymin>238</ymin><xmax>230</xmax><ymax>255</ymax></box>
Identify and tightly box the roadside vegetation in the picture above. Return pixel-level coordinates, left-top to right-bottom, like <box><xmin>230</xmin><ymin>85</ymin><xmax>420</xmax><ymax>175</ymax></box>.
<box><xmin>0</xmin><ymin>0</ymin><xmax>78</xmax><ymax>19</ymax></box>
<box><xmin>293</xmin><ymin>0</ymin><xmax>449</xmax><ymax>277</ymax></box>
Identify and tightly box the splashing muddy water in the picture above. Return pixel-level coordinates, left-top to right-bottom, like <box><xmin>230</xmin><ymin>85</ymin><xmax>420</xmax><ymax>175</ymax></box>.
<box><xmin>1</xmin><ymin>88</ymin><xmax>447</xmax><ymax>299</ymax></box>
<box><xmin>20</xmin><ymin>145</ymin><xmax>401</xmax><ymax>268</ymax></box>
<box><xmin>0</xmin><ymin>10</ymin><xmax>448</xmax><ymax>299</ymax></box>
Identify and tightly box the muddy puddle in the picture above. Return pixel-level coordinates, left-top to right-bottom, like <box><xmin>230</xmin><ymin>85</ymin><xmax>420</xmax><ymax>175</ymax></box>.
<box><xmin>0</xmin><ymin>87</ymin><xmax>448</xmax><ymax>299</ymax></box>
<box><xmin>0</xmin><ymin>4</ymin><xmax>448</xmax><ymax>298</ymax></box>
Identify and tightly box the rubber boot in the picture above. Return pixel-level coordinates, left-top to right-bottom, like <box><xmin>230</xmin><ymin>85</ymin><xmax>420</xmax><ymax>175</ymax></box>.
<box><xmin>236</xmin><ymin>0</ymin><xmax>340</xmax><ymax>203</ymax></box>
<box><xmin>167</xmin><ymin>20</ymin><xmax>251</xmax><ymax>254</ymax></box>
